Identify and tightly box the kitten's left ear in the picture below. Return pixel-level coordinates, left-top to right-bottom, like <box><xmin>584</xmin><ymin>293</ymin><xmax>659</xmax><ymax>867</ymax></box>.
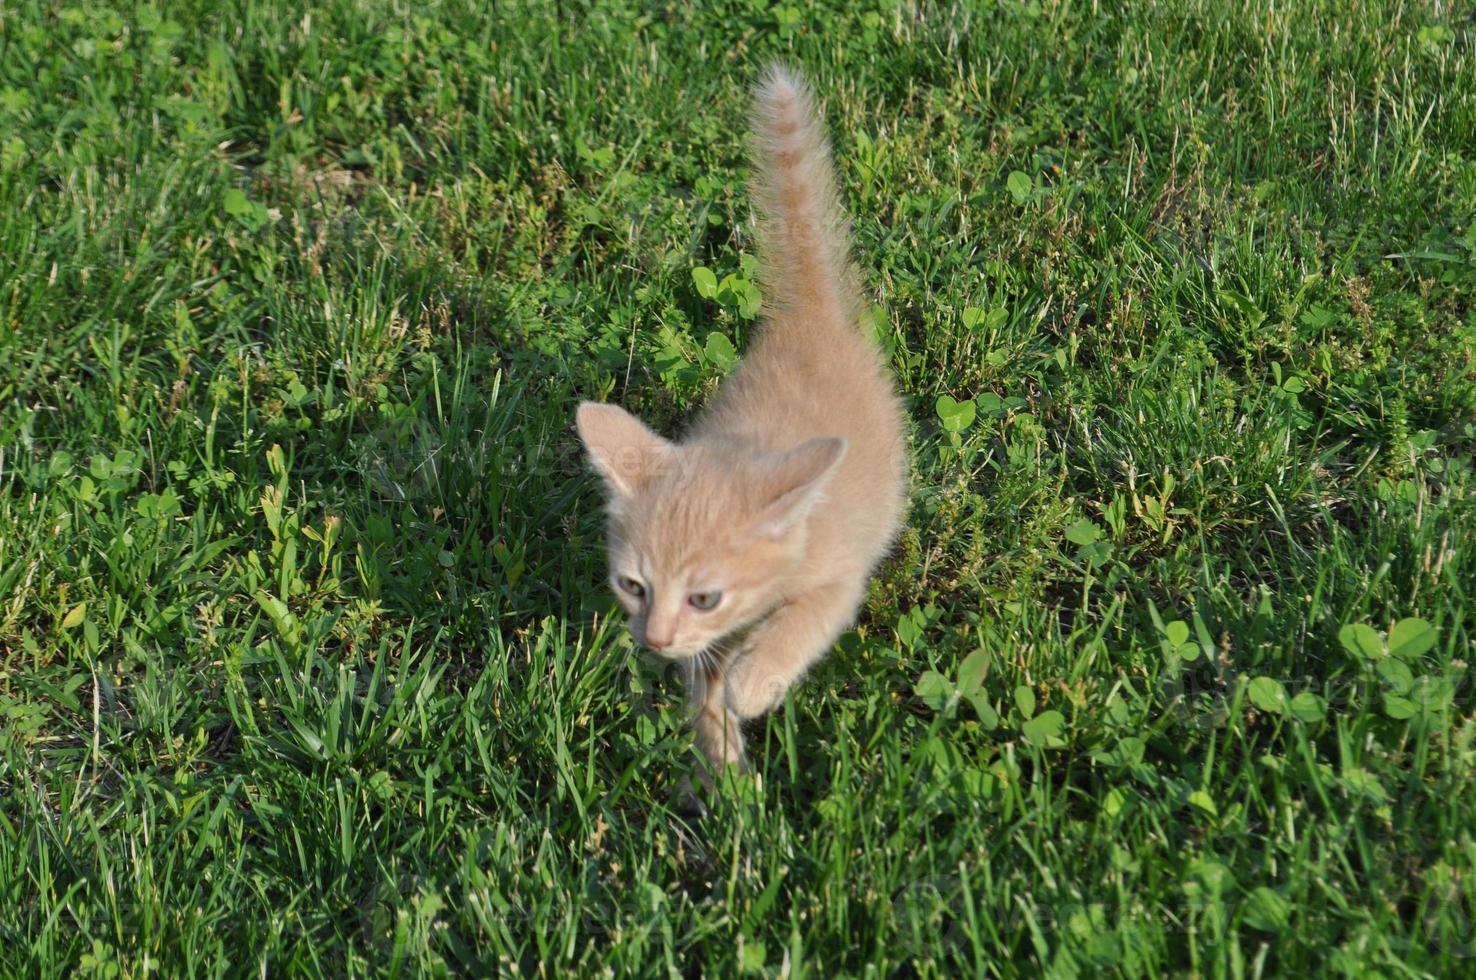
<box><xmin>575</xmin><ymin>402</ymin><xmax>673</xmax><ymax>498</ymax></box>
<box><xmin>751</xmin><ymin>436</ymin><xmax>847</xmax><ymax>538</ymax></box>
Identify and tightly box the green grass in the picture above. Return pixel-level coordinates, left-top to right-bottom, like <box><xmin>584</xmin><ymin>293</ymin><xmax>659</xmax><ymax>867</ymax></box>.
<box><xmin>2</xmin><ymin>0</ymin><xmax>1475</xmax><ymax>974</ymax></box>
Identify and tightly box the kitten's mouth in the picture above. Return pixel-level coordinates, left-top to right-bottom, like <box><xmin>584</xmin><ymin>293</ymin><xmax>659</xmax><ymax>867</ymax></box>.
<box><xmin>644</xmin><ymin>643</ymin><xmax>701</xmax><ymax>661</ymax></box>
<box><xmin>636</xmin><ymin>621</ymin><xmax>754</xmax><ymax>663</ymax></box>
<box><xmin>632</xmin><ymin>631</ymin><xmax>710</xmax><ymax>661</ymax></box>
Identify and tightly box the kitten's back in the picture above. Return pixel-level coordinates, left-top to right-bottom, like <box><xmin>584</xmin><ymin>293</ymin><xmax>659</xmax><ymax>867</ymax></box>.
<box><xmin>696</xmin><ymin>66</ymin><xmax>906</xmax><ymax>573</ymax></box>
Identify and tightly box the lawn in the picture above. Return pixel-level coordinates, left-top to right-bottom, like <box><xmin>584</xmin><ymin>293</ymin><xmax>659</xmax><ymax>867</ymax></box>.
<box><xmin>2</xmin><ymin>0</ymin><xmax>1475</xmax><ymax>975</ymax></box>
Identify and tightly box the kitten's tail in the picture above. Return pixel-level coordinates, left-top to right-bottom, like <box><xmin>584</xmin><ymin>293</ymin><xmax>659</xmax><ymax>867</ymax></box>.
<box><xmin>750</xmin><ymin>65</ymin><xmax>860</xmax><ymax>327</ymax></box>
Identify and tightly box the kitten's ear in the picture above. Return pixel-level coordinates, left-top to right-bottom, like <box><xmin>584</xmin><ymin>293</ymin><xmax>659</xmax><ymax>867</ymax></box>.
<box><xmin>575</xmin><ymin>402</ymin><xmax>673</xmax><ymax>498</ymax></box>
<box><xmin>751</xmin><ymin>436</ymin><xmax>848</xmax><ymax>538</ymax></box>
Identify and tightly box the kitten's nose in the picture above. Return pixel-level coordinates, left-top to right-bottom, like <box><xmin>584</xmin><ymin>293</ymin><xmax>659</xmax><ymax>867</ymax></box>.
<box><xmin>644</xmin><ymin>618</ymin><xmax>675</xmax><ymax>650</ymax></box>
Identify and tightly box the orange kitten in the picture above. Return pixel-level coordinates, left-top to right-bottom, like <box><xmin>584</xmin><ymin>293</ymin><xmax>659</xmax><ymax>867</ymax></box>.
<box><xmin>576</xmin><ymin>65</ymin><xmax>906</xmax><ymax>774</ymax></box>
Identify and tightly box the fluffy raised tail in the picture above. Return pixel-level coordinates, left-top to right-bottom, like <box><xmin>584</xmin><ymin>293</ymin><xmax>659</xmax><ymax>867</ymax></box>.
<box><xmin>750</xmin><ymin>65</ymin><xmax>861</xmax><ymax>327</ymax></box>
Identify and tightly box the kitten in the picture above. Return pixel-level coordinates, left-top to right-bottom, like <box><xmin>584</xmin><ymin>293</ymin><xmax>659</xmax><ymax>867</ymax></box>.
<box><xmin>575</xmin><ymin>65</ymin><xmax>906</xmax><ymax>774</ymax></box>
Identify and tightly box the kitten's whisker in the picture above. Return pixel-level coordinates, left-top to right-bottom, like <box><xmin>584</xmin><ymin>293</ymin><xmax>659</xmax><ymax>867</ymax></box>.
<box><xmin>681</xmin><ymin>656</ymin><xmax>698</xmax><ymax>699</ymax></box>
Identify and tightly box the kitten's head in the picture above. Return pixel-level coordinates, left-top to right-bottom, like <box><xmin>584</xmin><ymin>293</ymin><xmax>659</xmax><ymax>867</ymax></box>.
<box><xmin>575</xmin><ymin>402</ymin><xmax>845</xmax><ymax>659</ymax></box>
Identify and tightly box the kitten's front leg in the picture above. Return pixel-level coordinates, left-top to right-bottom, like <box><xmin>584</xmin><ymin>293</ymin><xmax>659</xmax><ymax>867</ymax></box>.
<box><xmin>688</xmin><ymin>655</ymin><xmax>746</xmax><ymax>778</ymax></box>
<box><xmin>724</xmin><ymin>582</ymin><xmax>863</xmax><ymax>720</ymax></box>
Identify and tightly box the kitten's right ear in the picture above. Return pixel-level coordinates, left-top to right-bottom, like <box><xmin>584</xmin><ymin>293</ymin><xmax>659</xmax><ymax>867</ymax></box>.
<box><xmin>575</xmin><ymin>402</ymin><xmax>672</xmax><ymax>498</ymax></box>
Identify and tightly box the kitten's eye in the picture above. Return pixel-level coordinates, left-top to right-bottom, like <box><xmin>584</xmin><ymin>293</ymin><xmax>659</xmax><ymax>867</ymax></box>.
<box><xmin>616</xmin><ymin>576</ymin><xmax>646</xmax><ymax>599</ymax></box>
<box><xmin>688</xmin><ymin>591</ymin><xmax>722</xmax><ymax>611</ymax></box>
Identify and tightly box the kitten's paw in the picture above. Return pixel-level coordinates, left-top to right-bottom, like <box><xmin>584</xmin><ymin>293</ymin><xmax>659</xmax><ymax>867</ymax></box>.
<box><xmin>724</xmin><ymin>657</ymin><xmax>790</xmax><ymax>719</ymax></box>
<box><xmin>694</xmin><ymin>734</ymin><xmax>747</xmax><ymax>775</ymax></box>
<box><xmin>675</xmin><ymin>773</ymin><xmax>710</xmax><ymax>818</ymax></box>
<box><xmin>693</xmin><ymin>702</ymin><xmax>746</xmax><ymax>770</ymax></box>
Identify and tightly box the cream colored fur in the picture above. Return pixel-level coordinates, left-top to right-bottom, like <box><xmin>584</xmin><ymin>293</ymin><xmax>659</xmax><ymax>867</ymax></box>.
<box><xmin>575</xmin><ymin>65</ymin><xmax>906</xmax><ymax>774</ymax></box>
